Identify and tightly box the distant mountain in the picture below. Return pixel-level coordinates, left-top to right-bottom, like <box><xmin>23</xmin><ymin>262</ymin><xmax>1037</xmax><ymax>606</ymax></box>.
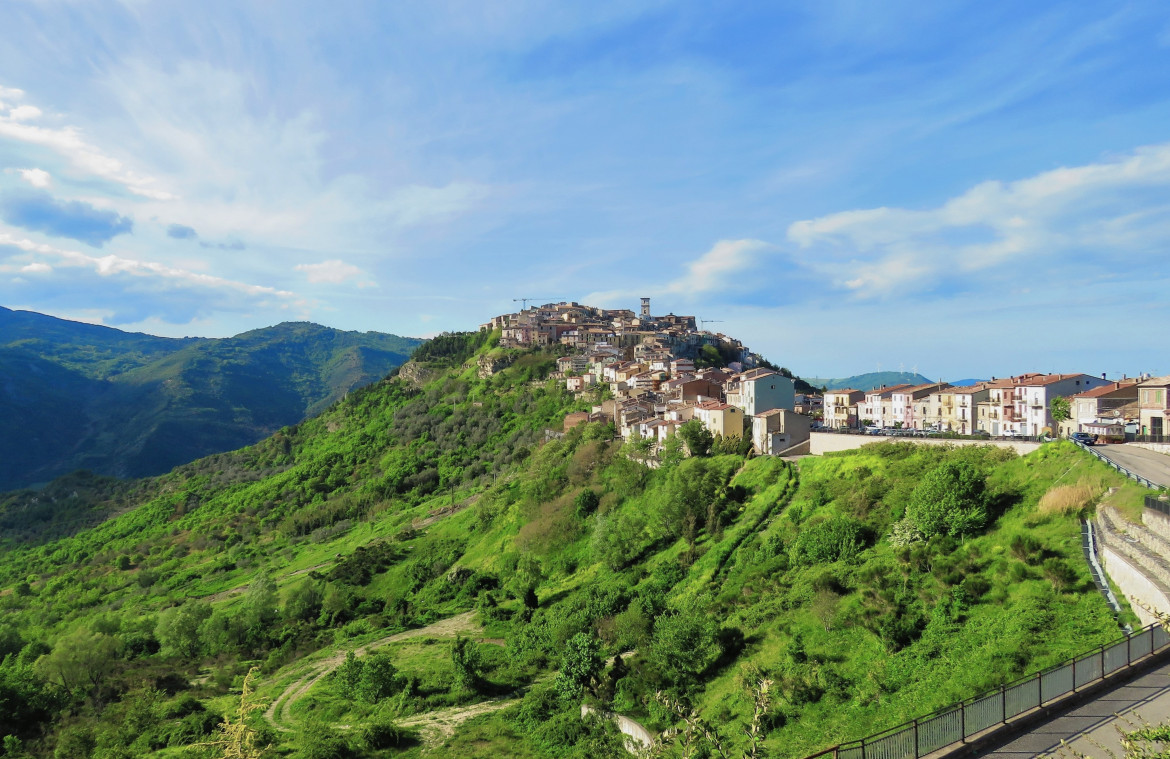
<box><xmin>805</xmin><ymin>371</ymin><xmax>934</xmax><ymax>391</ymax></box>
<box><xmin>0</xmin><ymin>307</ymin><xmax>421</xmax><ymax>490</ymax></box>
<box><xmin>949</xmin><ymin>378</ymin><xmax>989</xmax><ymax>387</ymax></box>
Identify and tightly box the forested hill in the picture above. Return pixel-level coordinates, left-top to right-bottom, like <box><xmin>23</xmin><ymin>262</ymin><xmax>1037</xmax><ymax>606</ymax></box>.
<box><xmin>0</xmin><ymin>307</ymin><xmax>420</xmax><ymax>489</ymax></box>
<box><xmin>0</xmin><ymin>329</ymin><xmax>1147</xmax><ymax>759</ymax></box>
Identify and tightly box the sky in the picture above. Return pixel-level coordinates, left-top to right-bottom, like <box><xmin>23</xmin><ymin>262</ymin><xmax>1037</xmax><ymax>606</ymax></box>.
<box><xmin>0</xmin><ymin>1</ymin><xmax>1169</xmax><ymax>379</ymax></box>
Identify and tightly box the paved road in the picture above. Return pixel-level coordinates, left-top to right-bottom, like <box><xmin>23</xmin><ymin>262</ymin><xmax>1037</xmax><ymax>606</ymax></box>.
<box><xmin>1095</xmin><ymin>444</ymin><xmax>1170</xmax><ymax>488</ymax></box>
<box><xmin>977</xmin><ymin>658</ymin><xmax>1170</xmax><ymax>758</ymax></box>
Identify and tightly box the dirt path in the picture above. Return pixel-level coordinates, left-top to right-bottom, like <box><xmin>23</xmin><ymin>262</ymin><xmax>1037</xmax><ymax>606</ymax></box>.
<box><xmin>398</xmin><ymin>696</ymin><xmax>521</xmax><ymax>744</ymax></box>
<box><xmin>263</xmin><ymin>611</ymin><xmax>482</xmax><ymax>731</ymax></box>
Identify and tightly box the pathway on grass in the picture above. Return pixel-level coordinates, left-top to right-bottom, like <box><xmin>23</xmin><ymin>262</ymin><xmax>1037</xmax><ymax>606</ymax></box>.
<box><xmin>263</xmin><ymin>611</ymin><xmax>482</xmax><ymax>732</ymax></box>
<box><xmin>397</xmin><ymin>696</ymin><xmax>522</xmax><ymax>744</ymax></box>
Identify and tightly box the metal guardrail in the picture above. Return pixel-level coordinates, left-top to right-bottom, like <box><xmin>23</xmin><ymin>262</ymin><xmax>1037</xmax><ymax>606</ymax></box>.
<box><xmin>1071</xmin><ymin>440</ymin><xmax>1160</xmax><ymax>490</ymax></box>
<box><xmin>804</xmin><ymin>622</ymin><xmax>1170</xmax><ymax>759</ymax></box>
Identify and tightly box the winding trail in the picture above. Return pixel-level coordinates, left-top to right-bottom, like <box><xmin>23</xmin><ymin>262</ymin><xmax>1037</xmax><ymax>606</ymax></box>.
<box><xmin>263</xmin><ymin>611</ymin><xmax>482</xmax><ymax>731</ymax></box>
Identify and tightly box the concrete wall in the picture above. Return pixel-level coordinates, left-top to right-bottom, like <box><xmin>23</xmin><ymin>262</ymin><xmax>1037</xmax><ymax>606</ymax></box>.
<box><xmin>1100</xmin><ymin>546</ymin><xmax>1170</xmax><ymax>627</ymax></box>
<box><xmin>1144</xmin><ymin>508</ymin><xmax>1170</xmax><ymax>544</ymax></box>
<box><xmin>1134</xmin><ymin>442</ymin><xmax>1170</xmax><ymax>456</ymax></box>
<box><xmin>808</xmin><ymin>432</ymin><xmax>1042</xmax><ymax>456</ymax></box>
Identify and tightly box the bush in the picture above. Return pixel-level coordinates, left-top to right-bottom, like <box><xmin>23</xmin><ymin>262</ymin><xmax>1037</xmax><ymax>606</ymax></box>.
<box><xmin>907</xmin><ymin>461</ymin><xmax>988</xmax><ymax>538</ymax></box>
<box><xmin>790</xmin><ymin>517</ymin><xmax>866</xmax><ymax>565</ymax></box>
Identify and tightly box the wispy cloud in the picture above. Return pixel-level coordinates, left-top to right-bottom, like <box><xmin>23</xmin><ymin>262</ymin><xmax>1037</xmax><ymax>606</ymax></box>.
<box><xmin>295</xmin><ymin>259</ymin><xmax>375</xmax><ymax>287</ymax></box>
<box><xmin>0</xmin><ymin>230</ymin><xmax>297</xmax><ymax>301</ymax></box>
<box><xmin>0</xmin><ymin>84</ymin><xmax>175</xmax><ymax>200</ymax></box>
<box><xmin>787</xmin><ymin>142</ymin><xmax>1170</xmax><ymax>296</ymax></box>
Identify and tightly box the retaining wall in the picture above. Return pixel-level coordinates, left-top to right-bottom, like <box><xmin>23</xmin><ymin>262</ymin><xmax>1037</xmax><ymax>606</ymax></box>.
<box><xmin>1099</xmin><ymin>547</ymin><xmax>1170</xmax><ymax>627</ymax></box>
<box><xmin>808</xmin><ymin>432</ymin><xmax>1042</xmax><ymax>456</ymax></box>
<box><xmin>1134</xmin><ymin>442</ymin><xmax>1170</xmax><ymax>456</ymax></box>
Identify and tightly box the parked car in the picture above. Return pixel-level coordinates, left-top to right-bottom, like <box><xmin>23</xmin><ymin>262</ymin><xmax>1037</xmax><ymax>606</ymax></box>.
<box><xmin>1070</xmin><ymin>432</ymin><xmax>1094</xmax><ymax>445</ymax></box>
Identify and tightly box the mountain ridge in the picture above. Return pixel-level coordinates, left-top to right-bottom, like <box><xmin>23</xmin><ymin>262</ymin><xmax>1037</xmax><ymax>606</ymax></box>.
<box><xmin>0</xmin><ymin>307</ymin><xmax>421</xmax><ymax>489</ymax></box>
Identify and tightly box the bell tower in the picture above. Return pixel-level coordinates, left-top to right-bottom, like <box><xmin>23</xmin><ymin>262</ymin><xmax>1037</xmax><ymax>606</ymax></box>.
<box><xmin>640</xmin><ymin>297</ymin><xmax>651</xmax><ymax>319</ymax></box>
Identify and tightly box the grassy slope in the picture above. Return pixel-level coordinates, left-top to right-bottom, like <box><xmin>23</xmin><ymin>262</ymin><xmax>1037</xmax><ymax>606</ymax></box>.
<box><xmin>0</xmin><ymin>334</ymin><xmax>1146</xmax><ymax>759</ymax></box>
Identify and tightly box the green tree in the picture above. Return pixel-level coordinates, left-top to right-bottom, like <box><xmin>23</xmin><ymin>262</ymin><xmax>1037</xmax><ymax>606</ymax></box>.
<box><xmin>590</xmin><ymin>510</ymin><xmax>646</xmax><ymax>572</ymax></box>
<box><xmin>573</xmin><ymin>489</ymin><xmax>600</xmax><ymax>519</ymax></box>
<box><xmin>677</xmin><ymin>419</ymin><xmax>713</xmax><ymax>457</ymax></box>
<box><xmin>907</xmin><ymin>460</ymin><xmax>988</xmax><ymax>538</ymax></box>
<box><xmin>357</xmin><ymin>652</ymin><xmax>398</xmax><ymax>703</ymax></box>
<box><xmin>157</xmin><ymin>600</ymin><xmax>212</xmax><ymax>659</ymax></box>
<box><xmin>649</xmin><ymin>602</ymin><xmax>723</xmax><ymax>691</ymax></box>
<box><xmin>555</xmin><ymin>633</ymin><xmax>602</xmax><ymax>701</ymax></box>
<box><xmin>451</xmin><ymin>636</ymin><xmax>483</xmax><ymax>691</ymax></box>
<box><xmin>1050</xmin><ymin>395</ymin><xmax>1071</xmax><ymax>424</ymax></box>
<box><xmin>35</xmin><ymin>628</ymin><xmax>118</xmax><ymax>703</ymax></box>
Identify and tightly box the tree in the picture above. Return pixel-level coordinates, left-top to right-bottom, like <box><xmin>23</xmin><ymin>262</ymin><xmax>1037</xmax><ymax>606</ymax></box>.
<box><xmin>1050</xmin><ymin>395</ymin><xmax>1071</xmax><ymax>424</ymax></box>
<box><xmin>157</xmin><ymin>600</ymin><xmax>212</xmax><ymax>659</ymax></box>
<box><xmin>649</xmin><ymin>602</ymin><xmax>723</xmax><ymax>690</ymax></box>
<box><xmin>907</xmin><ymin>460</ymin><xmax>988</xmax><ymax>538</ymax></box>
<box><xmin>451</xmin><ymin>636</ymin><xmax>483</xmax><ymax>691</ymax></box>
<box><xmin>555</xmin><ymin>633</ymin><xmax>602</xmax><ymax>701</ymax></box>
<box><xmin>574</xmin><ymin>489</ymin><xmax>600</xmax><ymax>519</ymax></box>
<box><xmin>677</xmin><ymin>419</ymin><xmax>713</xmax><ymax>457</ymax></box>
<box><xmin>357</xmin><ymin>652</ymin><xmax>398</xmax><ymax>703</ymax></box>
<box><xmin>35</xmin><ymin>628</ymin><xmax>119</xmax><ymax>703</ymax></box>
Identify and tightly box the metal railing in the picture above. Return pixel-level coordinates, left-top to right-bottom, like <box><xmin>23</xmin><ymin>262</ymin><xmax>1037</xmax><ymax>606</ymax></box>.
<box><xmin>1071</xmin><ymin>440</ymin><xmax>1161</xmax><ymax>490</ymax></box>
<box><xmin>1147</xmin><ymin>495</ymin><xmax>1170</xmax><ymax>517</ymax></box>
<box><xmin>804</xmin><ymin>622</ymin><xmax>1170</xmax><ymax>759</ymax></box>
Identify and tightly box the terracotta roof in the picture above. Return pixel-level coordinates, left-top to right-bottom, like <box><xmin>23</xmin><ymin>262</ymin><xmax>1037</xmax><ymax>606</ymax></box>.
<box><xmin>1139</xmin><ymin>375</ymin><xmax>1170</xmax><ymax>387</ymax></box>
<box><xmin>1069</xmin><ymin>380</ymin><xmax>1140</xmax><ymax>399</ymax></box>
<box><xmin>755</xmin><ymin>408</ymin><xmax>789</xmax><ymax>418</ymax></box>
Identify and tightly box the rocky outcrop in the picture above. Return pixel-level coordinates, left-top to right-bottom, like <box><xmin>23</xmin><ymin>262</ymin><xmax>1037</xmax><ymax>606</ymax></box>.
<box><xmin>476</xmin><ymin>353</ymin><xmax>515</xmax><ymax>378</ymax></box>
<box><xmin>397</xmin><ymin>360</ymin><xmax>438</xmax><ymax>387</ymax></box>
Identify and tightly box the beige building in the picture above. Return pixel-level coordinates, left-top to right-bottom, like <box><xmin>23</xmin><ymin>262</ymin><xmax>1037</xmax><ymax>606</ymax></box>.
<box><xmin>752</xmin><ymin>409</ymin><xmax>810</xmax><ymax>455</ymax></box>
<box><xmin>694</xmin><ymin>401</ymin><xmax>745</xmax><ymax>438</ymax></box>
<box><xmin>824</xmin><ymin>389</ymin><xmax>864</xmax><ymax>429</ymax></box>
<box><xmin>1138</xmin><ymin>376</ymin><xmax>1170</xmax><ymax>439</ymax></box>
<box><xmin>1065</xmin><ymin>380</ymin><xmax>1140</xmax><ymax>436</ymax></box>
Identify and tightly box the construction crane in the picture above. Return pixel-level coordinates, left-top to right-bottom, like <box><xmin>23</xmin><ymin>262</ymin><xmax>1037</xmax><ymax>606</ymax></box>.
<box><xmin>514</xmin><ymin>298</ymin><xmax>556</xmax><ymax>310</ymax></box>
<box><xmin>699</xmin><ymin>318</ymin><xmax>724</xmax><ymax>331</ymax></box>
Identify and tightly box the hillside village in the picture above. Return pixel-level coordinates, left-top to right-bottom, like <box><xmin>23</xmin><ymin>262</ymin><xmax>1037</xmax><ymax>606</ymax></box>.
<box><xmin>485</xmin><ymin>300</ymin><xmax>1170</xmax><ymax>452</ymax></box>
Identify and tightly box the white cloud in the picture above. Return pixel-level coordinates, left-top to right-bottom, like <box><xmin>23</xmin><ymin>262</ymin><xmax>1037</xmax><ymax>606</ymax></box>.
<box><xmin>0</xmin><ymin>232</ymin><xmax>297</xmax><ymax>300</ymax></box>
<box><xmin>20</xmin><ymin>261</ymin><xmax>51</xmax><ymax>273</ymax></box>
<box><xmin>4</xmin><ymin>168</ymin><xmax>52</xmax><ymax>188</ymax></box>
<box><xmin>295</xmin><ymin>259</ymin><xmax>374</xmax><ymax>286</ymax></box>
<box><xmin>786</xmin><ymin>142</ymin><xmax>1170</xmax><ymax>296</ymax></box>
<box><xmin>665</xmin><ymin>239</ymin><xmax>771</xmax><ymax>294</ymax></box>
<box><xmin>0</xmin><ymin>83</ymin><xmax>175</xmax><ymax>200</ymax></box>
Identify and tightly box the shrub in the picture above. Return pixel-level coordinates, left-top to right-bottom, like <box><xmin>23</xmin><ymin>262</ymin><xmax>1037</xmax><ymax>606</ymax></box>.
<box><xmin>790</xmin><ymin>517</ymin><xmax>865</xmax><ymax>565</ymax></box>
<box><xmin>907</xmin><ymin>461</ymin><xmax>988</xmax><ymax>538</ymax></box>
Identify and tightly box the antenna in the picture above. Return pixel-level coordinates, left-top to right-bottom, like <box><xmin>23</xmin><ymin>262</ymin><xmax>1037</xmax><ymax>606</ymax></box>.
<box><xmin>513</xmin><ymin>298</ymin><xmax>556</xmax><ymax>310</ymax></box>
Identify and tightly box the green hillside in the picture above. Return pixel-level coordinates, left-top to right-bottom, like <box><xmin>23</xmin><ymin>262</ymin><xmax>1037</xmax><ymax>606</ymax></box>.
<box><xmin>0</xmin><ymin>308</ymin><xmax>420</xmax><ymax>489</ymax></box>
<box><xmin>0</xmin><ymin>331</ymin><xmax>1149</xmax><ymax>759</ymax></box>
<box><xmin>806</xmin><ymin>371</ymin><xmax>934</xmax><ymax>391</ymax></box>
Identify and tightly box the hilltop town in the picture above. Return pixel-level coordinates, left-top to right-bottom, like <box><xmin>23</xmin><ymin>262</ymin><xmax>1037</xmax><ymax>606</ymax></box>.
<box><xmin>484</xmin><ymin>299</ymin><xmax>817</xmax><ymax>456</ymax></box>
<box><xmin>485</xmin><ymin>299</ymin><xmax>1170</xmax><ymax>452</ymax></box>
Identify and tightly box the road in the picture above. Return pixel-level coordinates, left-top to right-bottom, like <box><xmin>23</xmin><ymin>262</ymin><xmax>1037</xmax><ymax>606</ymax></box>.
<box><xmin>975</xmin><ymin>658</ymin><xmax>1170</xmax><ymax>758</ymax></box>
<box><xmin>1095</xmin><ymin>444</ymin><xmax>1170</xmax><ymax>489</ymax></box>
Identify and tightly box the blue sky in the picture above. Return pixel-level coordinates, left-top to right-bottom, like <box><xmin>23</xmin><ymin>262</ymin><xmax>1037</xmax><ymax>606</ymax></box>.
<box><xmin>1</xmin><ymin>1</ymin><xmax>1168</xmax><ymax>379</ymax></box>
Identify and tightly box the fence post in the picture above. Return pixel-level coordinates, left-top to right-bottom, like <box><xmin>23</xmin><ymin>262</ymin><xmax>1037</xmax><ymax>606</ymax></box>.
<box><xmin>961</xmin><ymin>702</ymin><xmax>966</xmax><ymax>741</ymax></box>
<box><xmin>1001</xmin><ymin>684</ymin><xmax>1007</xmax><ymax>723</ymax></box>
<box><xmin>1036</xmin><ymin>671</ymin><xmax>1042</xmax><ymax>705</ymax></box>
<box><xmin>913</xmin><ymin>718</ymin><xmax>918</xmax><ymax>758</ymax></box>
